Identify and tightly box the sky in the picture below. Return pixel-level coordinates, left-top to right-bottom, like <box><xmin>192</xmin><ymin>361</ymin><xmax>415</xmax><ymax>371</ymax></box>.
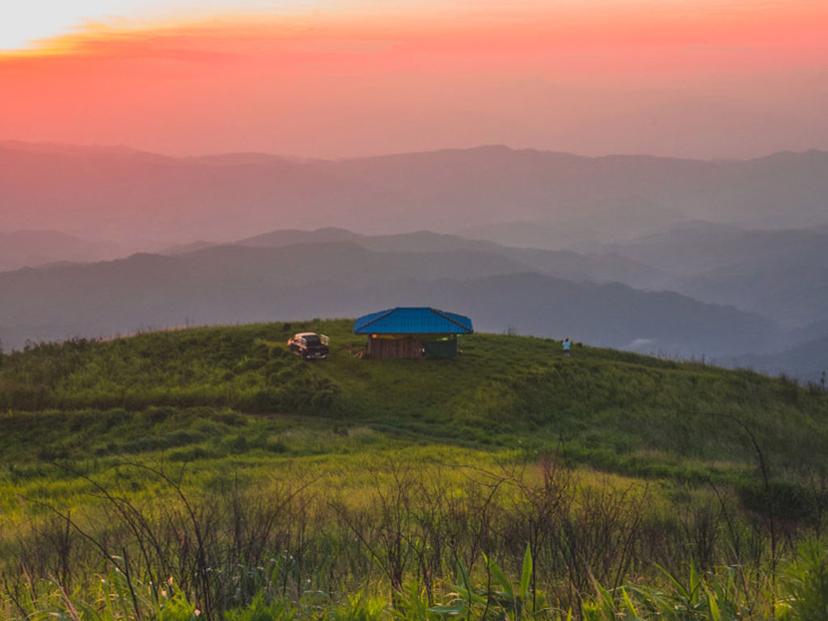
<box><xmin>1</xmin><ymin>0</ymin><xmax>827</xmax><ymax>159</ymax></box>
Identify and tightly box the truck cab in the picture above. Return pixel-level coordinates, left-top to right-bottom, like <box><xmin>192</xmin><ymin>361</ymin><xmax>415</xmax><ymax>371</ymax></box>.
<box><xmin>287</xmin><ymin>332</ymin><xmax>330</xmax><ymax>360</ymax></box>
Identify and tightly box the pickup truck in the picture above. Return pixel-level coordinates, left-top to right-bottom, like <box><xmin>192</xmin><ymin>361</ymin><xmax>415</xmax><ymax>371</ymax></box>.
<box><xmin>287</xmin><ymin>332</ymin><xmax>330</xmax><ymax>360</ymax></box>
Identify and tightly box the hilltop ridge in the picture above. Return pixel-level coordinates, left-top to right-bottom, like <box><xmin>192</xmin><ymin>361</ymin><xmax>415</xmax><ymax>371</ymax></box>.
<box><xmin>2</xmin><ymin>319</ymin><xmax>826</xmax><ymax>485</ymax></box>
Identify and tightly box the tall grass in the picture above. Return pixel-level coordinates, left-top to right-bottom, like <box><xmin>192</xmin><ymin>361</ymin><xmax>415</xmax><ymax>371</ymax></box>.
<box><xmin>2</xmin><ymin>457</ymin><xmax>826</xmax><ymax>620</ymax></box>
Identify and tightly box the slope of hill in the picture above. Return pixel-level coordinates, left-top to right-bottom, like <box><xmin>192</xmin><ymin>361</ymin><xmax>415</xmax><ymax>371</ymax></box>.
<box><xmin>0</xmin><ymin>243</ymin><xmax>776</xmax><ymax>356</ymax></box>
<box><xmin>0</xmin><ymin>230</ymin><xmax>123</xmax><ymax>272</ymax></box>
<box><xmin>732</xmin><ymin>336</ymin><xmax>828</xmax><ymax>385</ymax></box>
<box><xmin>3</xmin><ymin>142</ymin><xmax>828</xmax><ymax>245</ymax></box>
<box><xmin>2</xmin><ymin>320</ymin><xmax>826</xmax><ymax>481</ymax></box>
<box><xmin>2</xmin><ymin>322</ymin><xmax>827</xmax><ymax>620</ymax></box>
<box><xmin>789</xmin><ymin>319</ymin><xmax>828</xmax><ymax>346</ymax></box>
<box><xmin>606</xmin><ymin>222</ymin><xmax>828</xmax><ymax>327</ymax></box>
<box><xmin>233</xmin><ymin>228</ymin><xmax>666</xmax><ymax>288</ymax></box>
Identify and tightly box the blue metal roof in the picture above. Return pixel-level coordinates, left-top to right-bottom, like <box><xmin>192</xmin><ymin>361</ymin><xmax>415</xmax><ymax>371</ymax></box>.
<box><xmin>354</xmin><ymin>307</ymin><xmax>473</xmax><ymax>335</ymax></box>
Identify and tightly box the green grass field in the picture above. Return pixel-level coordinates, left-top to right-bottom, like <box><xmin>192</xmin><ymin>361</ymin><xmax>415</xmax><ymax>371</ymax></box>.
<box><xmin>1</xmin><ymin>321</ymin><xmax>827</xmax><ymax>619</ymax></box>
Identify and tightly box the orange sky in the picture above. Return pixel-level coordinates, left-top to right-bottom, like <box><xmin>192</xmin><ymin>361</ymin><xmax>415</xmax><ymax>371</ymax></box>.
<box><xmin>2</xmin><ymin>0</ymin><xmax>827</xmax><ymax>158</ymax></box>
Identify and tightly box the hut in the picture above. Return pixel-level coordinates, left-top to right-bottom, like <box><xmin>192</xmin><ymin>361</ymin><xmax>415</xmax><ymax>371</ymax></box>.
<box><xmin>353</xmin><ymin>307</ymin><xmax>473</xmax><ymax>359</ymax></box>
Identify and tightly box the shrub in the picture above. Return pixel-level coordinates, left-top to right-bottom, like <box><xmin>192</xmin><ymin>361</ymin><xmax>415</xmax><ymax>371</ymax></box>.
<box><xmin>780</xmin><ymin>540</ymin><xmax>828</xmax><ymax>621</ymax></box>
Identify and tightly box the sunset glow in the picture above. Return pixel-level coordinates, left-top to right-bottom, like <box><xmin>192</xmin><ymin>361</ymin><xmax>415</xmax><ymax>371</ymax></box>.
<box><xmin>2</xmin><ymin>0</ymin><xmax>827</xmax><ymax>158</ymax></box>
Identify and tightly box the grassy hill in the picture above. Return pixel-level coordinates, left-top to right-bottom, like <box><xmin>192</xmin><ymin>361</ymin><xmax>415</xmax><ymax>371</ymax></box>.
<box><xmin>2</xmin><ymin>319</ymin><xmax>826</xmax><ymax>480</ymax></box>
<box><xmin>1</xmin><ymin>321</ymin><xmax>828</xmax><ymax>619</ymax></box>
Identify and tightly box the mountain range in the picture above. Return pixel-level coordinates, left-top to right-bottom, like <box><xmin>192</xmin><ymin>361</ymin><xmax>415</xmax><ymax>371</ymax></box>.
<box><xmin>3</xmin><ymin>141</ymin><xmax>828</xmax><ymax>246</ymax></box>
<box><xmin>0</xmin><ymin>228</ymin><xmax>775</xmax><ymax>360</ymax></box>
<box><xmin>1</xmin><ymin>142</ymin><xmax>826</xmax><ymax>379</ymax></box>
<box><xmin>592</xmin><ymin>222</ymin><xmax>828</xmax><ymax>327</ymax></box>
<box><xmin>0</xmin><ymin>230</ymin><xmax>122</xmax><ymax>272</ymax></box>
<box><xmin>733</xmin><ymin>337</ymin><xmax>828</xmax><ymax>385</ymax></box>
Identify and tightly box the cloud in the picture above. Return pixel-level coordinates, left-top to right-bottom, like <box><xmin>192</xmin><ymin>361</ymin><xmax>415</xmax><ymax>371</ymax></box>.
<box><xmin>625</xmin><ymin>339</ymin><xmax>657</xmax><ymax>351</ymax></box>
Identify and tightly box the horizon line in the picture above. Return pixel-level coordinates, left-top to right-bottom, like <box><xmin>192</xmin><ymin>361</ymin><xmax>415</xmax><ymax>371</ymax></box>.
<box><xmin>2</xmin><ymin>138</ymin><xmax>826</xmax><ymax>163</ymax></box>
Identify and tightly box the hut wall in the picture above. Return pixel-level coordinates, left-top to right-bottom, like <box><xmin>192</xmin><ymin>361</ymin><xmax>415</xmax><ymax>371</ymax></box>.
<box><xmin>368</xmin><ymin>336</ymin><xmax>425</xmax><ymax>359</ymax></box>
<box><xmin>423</xmin><ymin>336</ymin><xmax>458</xmax><ymax>359</ymax></box>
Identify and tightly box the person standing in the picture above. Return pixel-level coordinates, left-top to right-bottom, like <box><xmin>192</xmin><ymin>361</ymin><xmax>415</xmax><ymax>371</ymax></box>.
<box><xmin>562</xmin><ymin>337</ymin><xmax>572</xmax><ymax>356</ymax></box>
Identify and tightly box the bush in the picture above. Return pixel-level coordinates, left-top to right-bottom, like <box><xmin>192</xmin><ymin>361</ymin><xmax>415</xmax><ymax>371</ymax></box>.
<box><xmin>739</xmin><ymin>480</ymin><xmax>819</xmax><ymax>523</ymax></box>
<box><xmin>780</xmin><ymin>541</ymin><xmax>828</xmax><ymax>621</ymax></box>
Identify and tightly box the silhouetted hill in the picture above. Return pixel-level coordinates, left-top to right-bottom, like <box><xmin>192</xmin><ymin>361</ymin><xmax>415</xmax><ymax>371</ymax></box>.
<box><xmin>0</xmin><ymin>243</ymin><xmax>775</xmax><ymax>356</ymax></box>
<box><xmin>788</xmin><ymin>320</ymin><xmax>828</xmax><ymax>346</ymax></box>
<box><xmin>0</xmin><ymin>230</ymin><xmax>122</xmax><ymax>272</ymax></box>
<box><xmin>607</xmin><ymin>222</ymin><xmax>828</xmax><ymax>327</ymax></box>
<box><xmin>3</xmin><ymin>142</ymin><xmax>828</xmax><ymax>245</ymax></box>
<box><xmin>733</xmin><ymin>336</ymin><xmax>828</xmax><ymax>384</ymax></box>
<box><xmin>228</xmin><ymin>228</ymin><xmax>666</xmax><ymax>288</ymax></box>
